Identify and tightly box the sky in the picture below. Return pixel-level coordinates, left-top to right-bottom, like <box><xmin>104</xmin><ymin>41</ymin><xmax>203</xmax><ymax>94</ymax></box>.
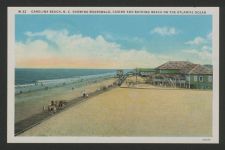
<box><xmin>15</xmin><ymin>15</ymin><xmax>212</xmax><ymax>69</ymax></box>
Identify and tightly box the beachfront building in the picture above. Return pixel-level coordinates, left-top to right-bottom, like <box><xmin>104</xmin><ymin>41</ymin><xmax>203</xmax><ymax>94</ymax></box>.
<box><xmin>181</xmin><ymin>64</ymin><xmax>213</xmax><ymax>89</ymax></box>
<box><xmin>145</xmin><ymin>61</ymin><xmax>212</xmax><ymax>89</ymax></box>
<box><xmin>137</xmin><ymin>68</ymin><xmax>156</xmax><ymax>77</ymax></box>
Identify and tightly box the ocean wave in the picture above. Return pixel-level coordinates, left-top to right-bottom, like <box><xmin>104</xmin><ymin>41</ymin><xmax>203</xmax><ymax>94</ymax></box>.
<box><xmin>15</xmin><ymin>72</ymin><xmax>115</xmax><ymax>94</ymax></box>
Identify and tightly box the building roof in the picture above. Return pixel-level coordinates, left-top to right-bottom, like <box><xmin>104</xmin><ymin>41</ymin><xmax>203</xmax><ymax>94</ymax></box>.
<box><xmin>156</xmin><ymin>61</ymin><xmax>213</xmax><ymax>75</ymax></box>
<box><xmin>179</xmin><ymin>63</ymin><xmax>198</xmax><ymax>74</ymax></box>
<box><xmin>188</xmin><ymin>64</ymin><xmax>212</xmax><ymax>75</ymax></box>
<box><xmin>156</xmin><ymin>61</ymin><xmax>194</xmax><ymax>70</ymax></box>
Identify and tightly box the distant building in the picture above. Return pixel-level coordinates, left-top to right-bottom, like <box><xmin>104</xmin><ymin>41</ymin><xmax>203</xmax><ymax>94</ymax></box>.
<box><xmin>137</xmin><ymin>68</ymin><xmax>156</xmax><ymax>77</ymax></box>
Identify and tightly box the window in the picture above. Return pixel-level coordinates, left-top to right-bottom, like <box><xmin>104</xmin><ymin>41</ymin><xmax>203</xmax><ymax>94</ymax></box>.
<box><xmin>208</xmin><ymin>76</ymin><xmax>212</xmax><ymax>82</ymax></box>
<box><xmin>194</xmin><ymin>76</ymin><xmax>198</xmax><ymax>82</ymax></box>
<box><xmin>199</xmin><ymin>76</ymin><xmax>203</xmax><ymax>82</ymax></box>
<box><xmin>186</xmin><ymin>76</ymin><xmax>190</xmax><ymax>81</ymax></box>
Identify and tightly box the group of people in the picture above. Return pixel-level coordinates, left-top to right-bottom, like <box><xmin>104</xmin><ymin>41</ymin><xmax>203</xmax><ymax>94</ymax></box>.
<box><xmin>43</xmin><ymin>100</ymin><xmax>66</xmax><ymax>113</ymax></box>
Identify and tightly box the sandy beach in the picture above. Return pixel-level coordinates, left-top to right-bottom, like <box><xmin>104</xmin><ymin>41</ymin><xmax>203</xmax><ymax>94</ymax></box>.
<box><xmin>15</xmin><ymin>77</ymin><xmax>117</xmax><ymax>122</ymax></box>
<box><xmin>20</xmin><ymin>80</ymin><xmax>212</xmax><ymax>136</ymax></box>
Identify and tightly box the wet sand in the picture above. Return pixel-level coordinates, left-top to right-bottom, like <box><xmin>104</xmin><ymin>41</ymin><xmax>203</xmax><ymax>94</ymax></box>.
<box><xmin>20</xmin><ymin>84</ymin><xmax>212</xmax><ymax>136</ymax></box>
<box><xmin>15</xmin><ymin>78</ymin><xmax>117</xmax><ymax>122</ymax></box>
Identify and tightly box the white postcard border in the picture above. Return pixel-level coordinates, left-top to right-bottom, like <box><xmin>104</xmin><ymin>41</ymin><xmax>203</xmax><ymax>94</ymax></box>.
<box><xmin>7</xmin><ymin>7</ymin><xmax>219</xmax><ymax>143</ymax></box>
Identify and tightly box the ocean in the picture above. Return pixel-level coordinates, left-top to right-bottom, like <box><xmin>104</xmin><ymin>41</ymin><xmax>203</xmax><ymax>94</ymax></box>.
<box><xmin>16</xmin><ymin>68</ymin><xmax>117</xmax><ymax>85</ymax></box>
<box><xmin>15</xmin><ymin>68</ymin><xmax>118</xmax><ymax>94</ymax></box>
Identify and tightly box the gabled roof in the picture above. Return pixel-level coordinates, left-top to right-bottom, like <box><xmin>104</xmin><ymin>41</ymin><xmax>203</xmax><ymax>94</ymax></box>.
<box><xmin>156</xmin><ymin>61</ymin><xmax>194</xmax><ymax>70</ymax></box>
<box><xmin>188</xmin><ymin>64</ymin><xmax>212</xmax><ymax>75</ymax></box>
<box><xmin>179</xmin><ymin>64</ymin><xmax>198</xmax><ymax>74</ymax></box>
<box><xmin>156</xmin><ymin>61</ymin><xmax>213</xmax><ymax>75</ymax></box>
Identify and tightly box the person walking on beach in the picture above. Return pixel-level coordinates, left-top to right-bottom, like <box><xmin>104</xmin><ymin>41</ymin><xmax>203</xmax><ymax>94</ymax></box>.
<box><xmin>82</xmin><ymin>90</ymin><xmax>86</xmax><ymax>98</ymax></box>
<box><xmin>82</xmin><ymin>89</ymin><xmax>89</xmax><ymax>98</ymax></box>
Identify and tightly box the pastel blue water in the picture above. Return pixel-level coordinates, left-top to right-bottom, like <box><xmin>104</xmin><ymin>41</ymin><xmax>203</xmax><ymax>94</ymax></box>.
<box><xmin>16</xmin><ymin>68</ymin><xmax>117</xmax><ymax>85</ymax></box>
<box><xmin>15</xmin><ymin>68</ymin><xmax>119</xmax><ymax>94</ymax></box>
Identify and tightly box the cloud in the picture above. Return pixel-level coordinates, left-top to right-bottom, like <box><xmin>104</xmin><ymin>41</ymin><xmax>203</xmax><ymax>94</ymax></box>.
<box><xmin>202</xmin><ymin>45</ymin><xmax>211</xmax><ymax>51</ymax></box>
<box><xmin>16</xmin><ymin>29</ymin><xmax>170</xmax><ymax>68</ymax></box>
<box><xmin>181</xmin><ymin>49</ymin><xmax>212</xmax><ymax>64</ymax></box>
<box><xmin>102</xmin><ymin>32</ymin><xmax>144</xmax><ymax>44</ymax></box>
<box><xmin>185</xmin><ymin>36</ymin><xmax>207</xmax><ymax>45</ymax></box>
<box><xmin>151</xmin><ymin>26</ymin><xmax>179</xmax><ymax>36</ymax></box>
<box><xmin>17</xmin><ymin>29</ymin><xmax>212</xmax><ymax>68</ymax></box>
<box><xmin>182</xmin><ymin>32</ymin><xmax>212</xmax><ymax>64</ymax></box>
<box><xmin>185</xmin><ymin>32</ymin><xmax>212</xmax><ymax>46</ymax></box>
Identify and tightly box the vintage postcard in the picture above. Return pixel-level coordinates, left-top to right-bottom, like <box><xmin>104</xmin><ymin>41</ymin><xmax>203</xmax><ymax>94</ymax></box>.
<box><xmin>7</xmin><ymin>7</ymin><xmax>219</xmax><ymax>143</ymax></box>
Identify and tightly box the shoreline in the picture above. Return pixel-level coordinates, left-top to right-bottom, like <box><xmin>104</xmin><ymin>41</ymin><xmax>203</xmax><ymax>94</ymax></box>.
<box><xmin>15</xmin><ymin>74</ymin><xmax>115</xmax><ymax>95</ymax></box>
<box><xmin>15</xmin><ymin>77</ymin><xmax>118</xmax><ymax>122</ymax></box>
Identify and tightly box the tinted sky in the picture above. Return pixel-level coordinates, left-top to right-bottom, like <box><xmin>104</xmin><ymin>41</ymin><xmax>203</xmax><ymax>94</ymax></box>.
<box><xmin>15</xmin><ymin>15</ymin><xmax>212</xmax><ymax>68</ymax></box>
